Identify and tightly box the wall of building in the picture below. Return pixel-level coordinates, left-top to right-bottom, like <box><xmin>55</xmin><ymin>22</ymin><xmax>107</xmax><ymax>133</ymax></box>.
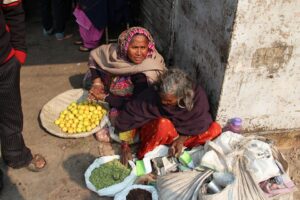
<box><xmin>172</xmin><ymin>0</ymin><xmax>237</xmax><ymax>116</ymax></box>
<box><xmin>141</xmin><ymin>0</ymin><xmax>300</xmax><ymax>132</ymax></box>
<box><xmin>140</xmin><ymin>0</ymin><xmax>174</xmax><ymax>62</ymax></box>
<box><xmin>216</xmin><ymin>0</ymin><xmax>300</xmax><ymax>131</ymax></box>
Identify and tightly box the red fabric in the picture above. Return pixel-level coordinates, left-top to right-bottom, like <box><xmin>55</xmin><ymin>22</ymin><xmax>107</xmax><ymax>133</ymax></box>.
<box><xmin>1</xmin><ymin>0</ymin><xmax>22</xmax><ymax>8</ymax></box>
<box><xmin>5</xmin><ymin>24</ymin><xmax>10</xmax><ymax>32</ymax></box>
<box><xmin>14</xmin><ymin>49</ymin><xmax>26</xmax><ymax>64</ymax></box>
<box><xmin>3</xmin><ymin>49</ymin><xmax>15</xmax><ymax>63</ymax></box>
<box><xmin>137</xmin><ymin>118</ymin><xmax>222</xmax><ymax>159</ymax></box>
<box><xmin>183</xmin><ymin>121</ymin><xmax>222</xmax><ymax>148</ymax></box>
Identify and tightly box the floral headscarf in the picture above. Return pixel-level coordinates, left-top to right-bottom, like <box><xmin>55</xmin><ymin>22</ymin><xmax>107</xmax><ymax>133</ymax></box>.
<box><xmin>117</xmin><ymin>27</ymin><xmax>156</xmax><ymax>60</ymax></box>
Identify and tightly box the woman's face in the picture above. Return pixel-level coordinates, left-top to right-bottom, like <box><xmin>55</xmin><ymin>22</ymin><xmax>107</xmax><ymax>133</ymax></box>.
<box><xmin>127</xmin><ymin>35</ymin><xmax>149</xmax><ymax>64</ymax></box>
<box><xmin>160</xmin><ymin>93</ymin><xmax>178</xmax><ymax>106</ymax></box>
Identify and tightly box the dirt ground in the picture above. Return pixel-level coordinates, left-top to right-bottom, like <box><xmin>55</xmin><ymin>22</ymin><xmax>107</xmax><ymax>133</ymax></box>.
<box><xmin>0</xmin><ymin>4</ymin><xmax>299</xmax><ymax>200</ymax></box>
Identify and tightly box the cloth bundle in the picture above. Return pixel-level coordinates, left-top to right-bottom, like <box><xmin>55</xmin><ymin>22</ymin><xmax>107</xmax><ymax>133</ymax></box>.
<box><xmin>156</xmin><ymin>133</ymin><xmax>296</xmax><ymax>200</ymax></box>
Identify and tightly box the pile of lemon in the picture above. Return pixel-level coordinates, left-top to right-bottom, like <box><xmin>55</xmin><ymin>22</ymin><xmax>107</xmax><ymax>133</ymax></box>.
<box><xmin>54</xmin><ymin>101</ymin><xmax>107</xmax><ymax>134</ymax></box>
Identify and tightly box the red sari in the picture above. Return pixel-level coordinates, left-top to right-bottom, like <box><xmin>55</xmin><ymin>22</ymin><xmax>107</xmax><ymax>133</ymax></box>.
<box><xmin>137</xmin><ymin>118</ymin><xmax>222</xmax><ymax>159</ymax></box>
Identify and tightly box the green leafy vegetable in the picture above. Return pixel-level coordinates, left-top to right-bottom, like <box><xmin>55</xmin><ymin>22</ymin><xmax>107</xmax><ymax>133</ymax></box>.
<box><xmin>89</xmin><ymin>159</ymin><xmax>131</xmax><ymax>190</ymax></box>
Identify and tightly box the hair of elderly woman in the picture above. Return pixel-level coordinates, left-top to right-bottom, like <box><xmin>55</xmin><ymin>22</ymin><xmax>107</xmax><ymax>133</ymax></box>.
<box><xmin>158</xmin><ymin>68</ymin><xmax>195</xmax><ymax>111</ymax></box>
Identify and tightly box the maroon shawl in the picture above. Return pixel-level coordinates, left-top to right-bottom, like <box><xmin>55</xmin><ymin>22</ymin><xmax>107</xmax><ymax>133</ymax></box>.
<box><xmin>115</xmin><ymin>85</ymin><xmax>213</xmax><ymax>136</ymax></box>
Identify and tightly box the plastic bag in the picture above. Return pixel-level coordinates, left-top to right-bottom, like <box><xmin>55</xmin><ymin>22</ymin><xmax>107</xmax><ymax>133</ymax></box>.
<box><xmin>200</xmin><ymin>150</ymin><xmax>227</xmax><ymax>172</ymax></box>
<box><xmin>143</xmin><ymin>145</ymin><xmax>169</xmax><ymax>160</ymax></box>
<box><xmin>199</xmin><ymin>136</ymin><xmax>295</xmax><ymax>200</ymax></box>
<box><xmin>199</xmin><ymin>141</ymin><xmax>267</xmax><ymax>200</ymax></box>
<box><xmin>213</xmin><ymin>131</ymin><xmax>244</xmax><ymax>154</ymax></box>
<box><xmin>157</xmin><ymin>170</ymin><xmax>213</xmax><ymax>200</ymax></box>
<box><xmin>244</xmin><ymin>139</ymin><xmax>280</xmax><ymax>183</ymax></box>
<box><xmin>114</xmin><ymin>185</ymin><xmax>158</xmax><ymax>200</ymax></box>
<box><xmin>84</xmin><ymin>155</ymin><xmax>137</xmax><ymax>197</ymax></box>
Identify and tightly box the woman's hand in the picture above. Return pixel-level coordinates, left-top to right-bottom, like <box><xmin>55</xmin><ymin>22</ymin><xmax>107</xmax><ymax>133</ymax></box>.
<box><xmin>120</xmin><ymin>142</ymin><xmax>133</xmax><ymax>167</ymax></box>
<box><xmin>88</xmin><ymin>83</ymin><xmax>107</xmax><ymax>101</ymax></box>
<box><xmin>168</xmin><ymin>135</ymin><xmax>188</xmax><ymax>157</ymax></box>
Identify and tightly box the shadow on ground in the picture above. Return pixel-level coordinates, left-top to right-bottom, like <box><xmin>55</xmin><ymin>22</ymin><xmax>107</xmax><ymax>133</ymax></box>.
<box><xmin>62</xmin><ymin>153</ymin><xmax>96</xmax><ymax>189</ymax></box>
<box><xmin>0</xmin><ymin>162</ymin><xmax>25</xmax><ymax>199</ymax></box>
<box><xmin>69</xmin><ymin>73</ymin><xmax>86</xmax><ymax>88</ymax></box>
<box><xmin>24</xmin><ymin>16</ymin><xmax>89</xmax><ymax>66</ymax></box>
<box><xmin>58</xmin><ymin>153</ymin><xmax>111</xmax><ymax>200</ymax></box>
<box><xmin>23</xmin><ymin>0</ymin><xmax>90</xmax><ymax>66</ymax></box>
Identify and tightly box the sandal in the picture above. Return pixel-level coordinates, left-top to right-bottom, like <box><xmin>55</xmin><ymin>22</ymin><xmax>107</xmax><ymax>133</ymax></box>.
<box><xmin>79</xmin><ymin>45</ymin><xmax>92</xmax><ymax>52</ymax></box>
<box><xmin>74</xmin><ymin>40</ymin><xmax>83</xmax><ymax>45</ymax></box>
<box><xmin>27</xmin><ymin>154</ymin><xmax>47</xmax><ymax>172</ymax></box>
<box><xmin>56</xmin><ymin>33</ymin><xmax>73</xmax><ymax>41</ymax></box>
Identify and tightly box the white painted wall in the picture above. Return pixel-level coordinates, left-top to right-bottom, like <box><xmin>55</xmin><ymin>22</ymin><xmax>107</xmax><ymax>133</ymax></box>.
<box><xmin>216</xmin><ymin>0</ymin><xmax>300</xmax><ymax>131</ymax></box>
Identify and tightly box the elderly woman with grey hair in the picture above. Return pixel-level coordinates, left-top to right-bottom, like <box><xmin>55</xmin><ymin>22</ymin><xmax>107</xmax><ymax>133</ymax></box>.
<box><xmin>115</xmin><ymin>68</ymin><xmax>221</xmax><ymax>164</ymax></box>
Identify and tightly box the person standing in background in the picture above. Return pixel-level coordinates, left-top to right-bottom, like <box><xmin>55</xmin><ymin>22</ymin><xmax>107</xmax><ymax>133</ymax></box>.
<box><xmin>41</xmin><ymin>0</ymin><xmax>73</xmax><ymax>40</ymax></box>
<box><xmin>73</xmin><ymin>0</ymin><xmax>106</xmax><ymax>52</ymax></box>
<box><xmin>0</xmin><ymin>0</ymin><xmax>47</xmax><ymax>191</ymax></box>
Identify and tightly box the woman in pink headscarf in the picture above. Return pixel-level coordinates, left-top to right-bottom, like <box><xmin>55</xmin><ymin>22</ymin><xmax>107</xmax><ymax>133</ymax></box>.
<box><xmin>87</xmin><ymin>27</ymin><xmax>166</xmax><ymax>109</ymax></box>
<box><xmin>87</xmin><ymin>27</ymin><xmax>166</xmax><ymax>144</ymax></box>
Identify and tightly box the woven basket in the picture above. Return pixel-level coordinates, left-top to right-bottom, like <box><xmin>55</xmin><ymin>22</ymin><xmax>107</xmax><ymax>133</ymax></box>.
<box><xmin>40</xmin><ymin>89</ymin><xmax>109</xmax><ymax>138</ymax></box>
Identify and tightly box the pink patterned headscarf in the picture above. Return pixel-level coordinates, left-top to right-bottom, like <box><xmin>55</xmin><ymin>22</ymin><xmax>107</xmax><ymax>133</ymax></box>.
<box><xmin>117</xmin><ymin>27</ymin><xmax>155</xmax><ymax>60</ymax></box>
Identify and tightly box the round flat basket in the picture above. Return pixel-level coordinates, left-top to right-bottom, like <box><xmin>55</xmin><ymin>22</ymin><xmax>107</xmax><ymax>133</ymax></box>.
<box><xmin>40</xmin><ymin>89</ymin><xmax>109</xmax><ymax>138</ymax></box>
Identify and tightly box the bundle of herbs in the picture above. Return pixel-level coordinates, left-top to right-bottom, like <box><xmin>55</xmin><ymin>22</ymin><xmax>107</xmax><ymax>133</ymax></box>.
<box><xmin>89</xmin><ymin>159</ymin><xmax>131</xmax><ymax>190</ymax></box>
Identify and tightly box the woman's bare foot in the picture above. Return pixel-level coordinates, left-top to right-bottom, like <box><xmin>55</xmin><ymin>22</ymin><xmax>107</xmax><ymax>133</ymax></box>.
<box><xmin>95</xmin><ymin>128</ymin><xmax>110</xmax><ymax>143</ymax></box>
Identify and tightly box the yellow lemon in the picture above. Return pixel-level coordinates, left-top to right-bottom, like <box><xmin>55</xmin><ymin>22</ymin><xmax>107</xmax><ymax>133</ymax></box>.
<box><xmin>96</xmin><ymin>106</ymin><xmax>102</xmax><ymax>110</ymax></box>
<box><xmin>78</xmin><ymin>115</ymin><xmax>83</xmax><ymax>121</ymax></box>
<box><xmin>67</xmin><ymin>128</ymin><xmax>73</xmax><ymax>134</ymax></box>
<box><xmin>89</xmin><ymin>106</ymin><xmax>95</xmax><ymax>111</ymax></box>
<box><xmin>76</xmin><ymin>127</ymin><xmax>82</xmax><ymax>133</ymax></box>
<box><xmin>86</xmin><ymin>126</ymin><xmax>92</xmax><ymax>132</ymax></box>
<box><xmin>79</xmin><ymin>110</ymin><xmax>84</xmax><ymax>115</ymax></box>
<box><xmin>83</xmin><ymin>121</ymin><xmax>90</xmax><ymax>126</ymax></box>
<box><xmin>93</xmin><ymin>110</ymin><xmax>98</xmax><ymax>115</ymax></box>
<box><xmin>72</xmin><ymin>109</ymin><xmax>78</xmax><ymax>115</ymax></box>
